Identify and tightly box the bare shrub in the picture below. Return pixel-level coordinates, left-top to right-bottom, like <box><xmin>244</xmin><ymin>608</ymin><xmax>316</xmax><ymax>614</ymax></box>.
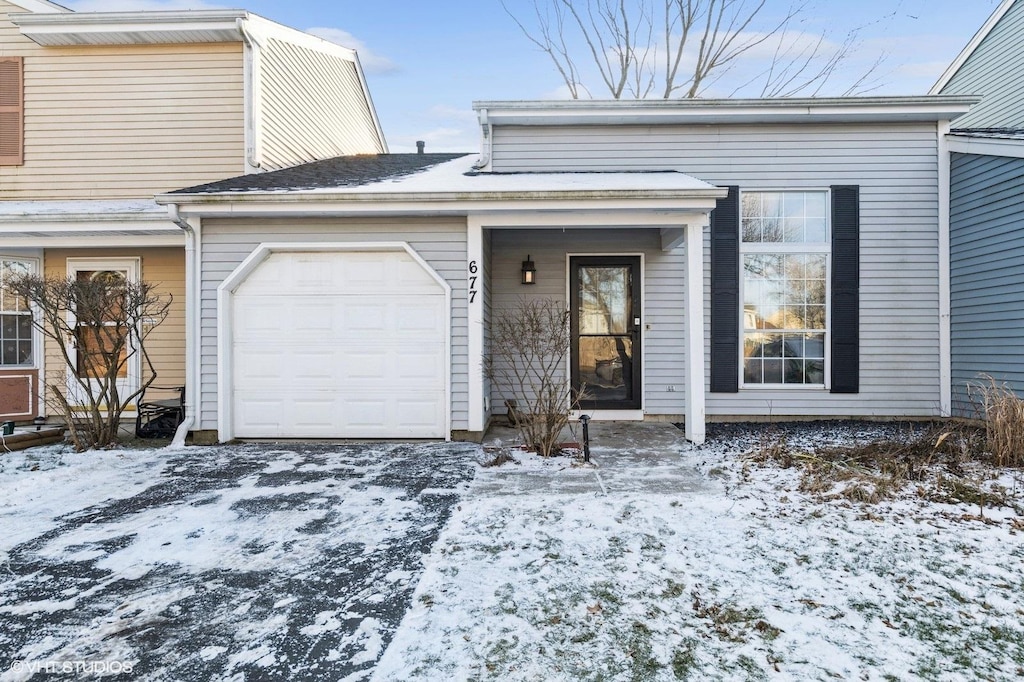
<box><xmin>9</xmin><ymin>273</ymin><xmax>171</xmax><ymax>451</ymax></box>
<box><xmin>970</xmin><ymin>376</ymin><xmax>1024</xmax><ymax>467</ymax></box>
<box><xmin>486</xmin><ymin>298</ymin><xmax>577</xmax><ymax>457</ymax></box>
<box><xmin>747</xmin><ymin>423</ymin><xmax>997</xmax><ymax>505</ymax></box>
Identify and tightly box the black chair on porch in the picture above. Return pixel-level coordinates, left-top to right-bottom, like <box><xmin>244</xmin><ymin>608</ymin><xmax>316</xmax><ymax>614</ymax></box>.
<box><xmin>135</xmin><ymin>385</ymin><xmax>185</xmax><ymax>439</ymax></box>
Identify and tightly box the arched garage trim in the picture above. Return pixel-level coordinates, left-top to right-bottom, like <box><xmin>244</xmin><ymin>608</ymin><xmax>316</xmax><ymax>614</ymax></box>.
<box><xmin>217</xmin><ymin>241</ymin><xmax>452</xmax><ymax>442</ymax></box>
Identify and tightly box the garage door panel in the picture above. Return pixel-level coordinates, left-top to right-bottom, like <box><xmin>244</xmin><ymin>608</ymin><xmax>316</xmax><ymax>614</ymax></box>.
<box><xmin>232</xmin><ymin>249</ymin><xmax>448</xmax><ymax>439</ymax></box>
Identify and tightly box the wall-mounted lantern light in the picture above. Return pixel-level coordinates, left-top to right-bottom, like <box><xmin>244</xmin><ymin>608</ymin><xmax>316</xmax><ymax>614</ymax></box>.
<box><xmin>521</xmin><ymin>255</ymin><xmax>536</xmax><ymax>285</ymax></box>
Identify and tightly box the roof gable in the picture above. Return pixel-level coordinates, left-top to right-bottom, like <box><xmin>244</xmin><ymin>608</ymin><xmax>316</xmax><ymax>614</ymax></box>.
<box><xmin>3</xmin><ymin>0</ymin><xmax>67</xmax><ymax>13</ymax></box>
<box><xmin>930</xmin><ymin>0</ymin><xmax>1018</xmax><ymax>94</ymax></box>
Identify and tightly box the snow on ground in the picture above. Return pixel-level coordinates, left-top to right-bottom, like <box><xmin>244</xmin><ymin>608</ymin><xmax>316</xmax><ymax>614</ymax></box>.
<box><xmin>0</xmin><ymin>441</ymin><xmax>476</xmax><ymax>681</ymax></box>
<box><xmin>375</xmin><ymin>423</ymin><xmax>1024</xmax><ymax>681</ymax></box>
<box><xmin>3</xmin><ymin>423</ymin><xmax>1023</xmax><ymax>681</ymax></box>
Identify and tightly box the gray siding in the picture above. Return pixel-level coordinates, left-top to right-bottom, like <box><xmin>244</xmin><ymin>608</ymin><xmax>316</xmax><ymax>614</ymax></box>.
<box><xmin>950</xmin><ymin>152</ymin><xmax>1024</xmax><ymax>416</ymax></box>
<box><xmin>940</xmin><ymin>0</ymin><xmax>1024</xmax><ymax>129</ymax></box>
<box><xmin>489</xmin><ymin>229</ymin><xmax>687</xmax><ymax>417</ymax></box>
<box><xmin>200</xmin><ymin>217</ymin><xmax>468</xmax><ymax>433</ymax></box>
<box><xmin>491</xmin><ymin>122</ymin><xmax>943</xmax><ymax>417</ymax></box>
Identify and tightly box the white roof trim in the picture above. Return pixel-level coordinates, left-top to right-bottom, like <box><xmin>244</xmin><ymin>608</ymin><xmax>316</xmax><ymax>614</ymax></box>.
<box><xmin>947</xmin><ymin>134</ymin><xmax>1024</xmax><ymax>159</ymax></box>
<box><xmin>0</xmin><ymin>199</ymin><xmax>170</xmax><ymax>223</ymax></box>
<box><xmin>930</xmin><ymin>0</ymin><xmax>1017</xmax><ymax>94</ymax></box>
<box><xmin>11</xmin><ymin>9</ymin><xmax>248</xmax><ymax>46</ymax></box>
<box><xmin>473</xmin><ymin>96</ymin><xmax>977</xmax><ymax>126</ymax></box>
<box><xmin>3</xmin><ymin>0</ymin><xmax>67</xmax><ymax>13</ymax></box>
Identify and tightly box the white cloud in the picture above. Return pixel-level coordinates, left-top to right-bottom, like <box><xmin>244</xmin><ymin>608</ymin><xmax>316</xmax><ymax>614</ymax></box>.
<box><xmin>305</xmin><ymin>27</ymin><xmax>398</xmax><ymax>75</ymax></box>
<box><xmin>65</xmin><ymin>0</ymin><xmax>223</xmax><ymax>9</ymax></box>
<box><xmin>537</xmin><ymin>83</ymin><xmax>577</xmax><ymax>100</ymax></box>
<box><xmin>424</xmin><ymin>104</ymin><xmax>477</xmax><ymax>123</ymax></box>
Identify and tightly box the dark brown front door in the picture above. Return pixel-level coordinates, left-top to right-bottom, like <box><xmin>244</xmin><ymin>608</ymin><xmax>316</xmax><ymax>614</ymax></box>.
<box><xmin>570</xmin><ymin>256</ymin><xmax>641</xmax><ymax>410</ymax></box>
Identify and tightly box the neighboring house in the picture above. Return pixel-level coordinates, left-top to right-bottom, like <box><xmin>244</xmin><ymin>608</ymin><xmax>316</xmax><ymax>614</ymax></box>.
<box><xmin>159</xmin><ymin>96</ymin><xmax>973</xmax><ymax>444</ymax></box>
<box><xmin>930</xmin><ymin>0</ymin><xmax>1024</xmax><ymax>416</ymax></box>
<box><xmin>0</xmin><ymin>0</ymin><xmax>386</xmax><ymax>422</ymax></box>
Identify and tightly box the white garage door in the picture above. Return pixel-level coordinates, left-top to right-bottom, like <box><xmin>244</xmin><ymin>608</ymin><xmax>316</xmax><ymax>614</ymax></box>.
<box><xmin>231</xmin><ymin>249</ymin><xmax>448</xmax><ymax>439</ymax></box>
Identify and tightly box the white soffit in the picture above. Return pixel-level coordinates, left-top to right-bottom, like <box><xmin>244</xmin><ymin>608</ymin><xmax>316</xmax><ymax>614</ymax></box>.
<box><xmin>10</xmin><ymin>9</ymin><xmax>247</xmax><ymax>46</ymax></box>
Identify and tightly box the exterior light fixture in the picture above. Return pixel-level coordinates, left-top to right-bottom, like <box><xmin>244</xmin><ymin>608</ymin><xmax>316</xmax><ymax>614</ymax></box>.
<box><xmin>521</xmin><ymin>255</ymin><xmax>536</xmax><ymax>285</ymax></box>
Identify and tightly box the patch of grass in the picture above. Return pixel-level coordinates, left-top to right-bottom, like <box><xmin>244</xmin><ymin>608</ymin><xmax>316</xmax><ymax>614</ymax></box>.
<box><xmin>661</xmin><ymin>578</ymin><xmax>686</xmax><ymax>599</ymax></box>
<box><xmin>747</xmin><ymin>423</ymin><xmax>1024</xmax><ymax>510</ymax></box>
<box><xmin>690</xmin><ymin>588</ymin><xmax>778</xmax><ymax>643</ymax></box>
<box><xmin>671</xmin><ymin>639</ymin><xmax>699</xmax><ymax>680</ymax></box>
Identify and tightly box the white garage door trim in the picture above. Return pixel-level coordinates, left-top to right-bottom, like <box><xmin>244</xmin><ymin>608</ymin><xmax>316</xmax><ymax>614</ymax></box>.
<box><xmin>217</xmin><ymin>241</ymin><xmax>452</xmax><ymax>442</ymax></box>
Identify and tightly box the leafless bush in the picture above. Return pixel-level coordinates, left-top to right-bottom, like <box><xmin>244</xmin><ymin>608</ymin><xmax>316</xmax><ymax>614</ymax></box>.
<box><xmin>9</xmin><ymin>273</ymin><xmax>171</xmax><ymax>451</ymax></box>
<box><xmin>970</xmin><ymin>376</ymin><xmax>1024</xmax><ymax>467</ymax></box>
<box><xmin>485</xmin><ymin>298</ymin><xmax>578</xmax><ymax>457</ymax></box>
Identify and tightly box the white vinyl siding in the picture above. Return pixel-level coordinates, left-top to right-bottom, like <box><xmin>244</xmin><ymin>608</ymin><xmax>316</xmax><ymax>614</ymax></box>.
<box><xmin>949</xmin><ymin>151</ymin><xmax>1024</xmax><ymax>416</ymax></box>
<box><xmin>489</xmin><ymin>228</ymin><xmax>687</xmax><ymax>417</ymax></box>
<box><xmin>199</xmin><ymin>217</ymin><xmax>468</xmax><ymax>433</ymax></box>
<box><xmin>256</xmin><ymin>38</ymin><xmax>385</xmax><ymax>170</ymax></box>
<box><xmin>490</xmin><ymin>122</ymin><xmax>942</xmax><ymax>418</ymax></box>
<box><xmin>939</xmin><ymin>0</ymin><xmax>1024</xmax><ymax>130</ymax></box>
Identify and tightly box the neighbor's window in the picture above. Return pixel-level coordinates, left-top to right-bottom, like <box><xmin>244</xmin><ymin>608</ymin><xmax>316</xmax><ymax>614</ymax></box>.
<box><xmin>741</xmin><ymin>191</ymin><xmax>829</xmax><ymax>386</ymax></box>
<box><xmin>0</xmin><ymin>259</ymin><xmax>33</xmax><ymax>367</ymax></box>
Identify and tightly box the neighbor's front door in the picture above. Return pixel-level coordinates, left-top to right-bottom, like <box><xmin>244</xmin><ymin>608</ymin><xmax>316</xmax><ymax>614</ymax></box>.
<box><xmin>570</xmin><ymin>256</ymin><xmax>641</xmax><ymax>410</ymax></box>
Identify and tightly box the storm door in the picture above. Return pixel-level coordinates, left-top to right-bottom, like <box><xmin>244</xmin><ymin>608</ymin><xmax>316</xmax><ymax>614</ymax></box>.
<box><xmin>570</xmin><ymin>256</ymin><xmax>641</xmax><ymax>410</ymax></box>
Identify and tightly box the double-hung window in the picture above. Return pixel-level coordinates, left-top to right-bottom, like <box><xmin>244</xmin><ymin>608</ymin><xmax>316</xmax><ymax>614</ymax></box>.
<box><xmin>0</xmin><ymin>259</ymin><xmax>34</xmax><ymax>367</ymax></box>
<box><xmin>740</xmin><ymin>191</ymin><xmax>829</xmax><ymax>386</ymax></box>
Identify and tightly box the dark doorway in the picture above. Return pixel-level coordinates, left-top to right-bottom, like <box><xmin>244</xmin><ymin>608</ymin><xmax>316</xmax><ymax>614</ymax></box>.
<box><xmin>570</xmin><ymin>256</ymin><xmax>642</xmax><ymax>410</ymax></box>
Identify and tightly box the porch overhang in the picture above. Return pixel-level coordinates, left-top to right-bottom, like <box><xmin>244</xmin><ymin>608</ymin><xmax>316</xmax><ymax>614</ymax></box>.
<box><xmin>0</xmin><ymin>200</ymin><xmax>184</xmax><ymax>248</ymax></box>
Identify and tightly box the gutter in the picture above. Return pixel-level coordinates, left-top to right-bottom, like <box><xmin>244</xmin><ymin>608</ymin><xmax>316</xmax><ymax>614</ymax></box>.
<box><xmin>167</xmin><ymin>204</ymin><xmax>201</xmax><ymax>447</ymax></box>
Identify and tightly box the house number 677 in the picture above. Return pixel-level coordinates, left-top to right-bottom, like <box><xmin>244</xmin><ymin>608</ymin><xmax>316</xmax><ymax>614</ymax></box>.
<box><xmin>468</xmin><ymin>260</ymin><xmax>479</xmax><ymax>303</ymax></box>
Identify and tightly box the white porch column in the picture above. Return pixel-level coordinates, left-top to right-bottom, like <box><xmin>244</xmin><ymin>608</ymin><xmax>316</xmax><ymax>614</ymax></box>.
<box><xmin>685</xmin><ymin>221</ymin><xmax>707</xmax><ymax>444</ymax></box>
<box><xmin>467</xmin><ymin>216</ymin><xmax>486</xmax><ymax>433</ymax></box>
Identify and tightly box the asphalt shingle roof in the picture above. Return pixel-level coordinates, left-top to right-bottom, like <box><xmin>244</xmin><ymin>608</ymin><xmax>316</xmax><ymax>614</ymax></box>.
<box><xmin>170</xmin><ymin>153</ymin><xmax>471</xmax><ymax>194</ymax></box>
<box><xmin>949</xmin><ymin>128</ymin><xmax>1024</xmax><ymax>140</ymax></box>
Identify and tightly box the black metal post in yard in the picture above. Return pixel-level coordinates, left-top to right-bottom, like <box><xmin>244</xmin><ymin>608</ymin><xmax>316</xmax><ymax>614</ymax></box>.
<box><xmin>580</xmin><ymin>414</ymin><xmax>591</xmax><ymax>462</ymax></box>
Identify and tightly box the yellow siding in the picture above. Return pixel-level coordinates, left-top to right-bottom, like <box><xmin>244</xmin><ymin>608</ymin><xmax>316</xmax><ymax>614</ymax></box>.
<box><xmin>258</xmin><ymin>38</ymin><xmax>385</xmax><ymax>170</ymax></box>
<box><xmin>42</xmin><ymin>248</ymin><xmax>186</xmax><ymax>400</ymax></box>
<box><xmin>0</xmin><ymin>2</ymin><xmax>246</xmax><ymax>198</ymax></box>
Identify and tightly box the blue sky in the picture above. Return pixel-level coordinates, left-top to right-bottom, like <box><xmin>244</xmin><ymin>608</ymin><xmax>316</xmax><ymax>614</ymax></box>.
<box><xmin>64</xmin><ymin>0</ymin><xmax>1003</xmax><ymax>152</ymax></box>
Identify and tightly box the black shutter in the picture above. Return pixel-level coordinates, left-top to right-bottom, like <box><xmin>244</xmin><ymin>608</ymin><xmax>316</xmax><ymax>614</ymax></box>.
<box><xmin>830</xmin><ymin>185</ymin><xmax>860</xmax><ymax>394</ymax></box>
<box><xmin>710</xmin><ymin>186</ymin><xmax>740</xmax><ymax>393</ymax></box>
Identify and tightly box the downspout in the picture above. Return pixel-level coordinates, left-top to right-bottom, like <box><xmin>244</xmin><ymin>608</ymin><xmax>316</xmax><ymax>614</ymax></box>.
<box><xmin>237</xmin><ymin>16</ymin><xmax>262</xmax><ymax>173</ymax></box>
<box><xmin>168</xmin><ymin>204</ymin><xmax>200</xmax><ymax>447</ymax></box>
<box><xmin>472</xmin><ymin>108</ymin><xmax>492</xmax><ymax>171</ymax></box>
<box><xmin>937</xmin><ymin>120</ymin><xmax>952</xmax><ymax>417</ymax></box>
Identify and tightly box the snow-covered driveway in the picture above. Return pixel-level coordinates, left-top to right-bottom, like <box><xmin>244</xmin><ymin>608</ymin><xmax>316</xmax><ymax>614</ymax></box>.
<box><xmin>0</xmin><ymin>442</ymin><xmax>477</xmax><ymax>681</ymax></box>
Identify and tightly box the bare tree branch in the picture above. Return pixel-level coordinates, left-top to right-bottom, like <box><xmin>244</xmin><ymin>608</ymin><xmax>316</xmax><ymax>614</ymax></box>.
<box><xmin>505</xmin><ymin>0</ymin><xmax>891</xmax><ymax>100</ymax></box>
<box><xmin>8</xmin><ymin>274</ymin><xmax>172</xmax><ymax>451</ymax></box>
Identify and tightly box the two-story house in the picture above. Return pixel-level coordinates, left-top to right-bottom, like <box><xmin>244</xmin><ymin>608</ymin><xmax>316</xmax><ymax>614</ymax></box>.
<box><xmin>930</xmin><ymin>0</ymin><xmax>1024</xmax><ymax>416</ymax></box>
<box><xmin>0</xmin><ymin>0</ymin><xmax>386</xmax><ymax>423</ymax></box>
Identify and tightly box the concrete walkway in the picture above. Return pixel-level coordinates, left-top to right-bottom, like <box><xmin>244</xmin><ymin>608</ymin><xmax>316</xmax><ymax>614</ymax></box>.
<box><xmin>476</xmin><ymin>421</ymin><xmax>713</xmax><ymax>497</ymax></box>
